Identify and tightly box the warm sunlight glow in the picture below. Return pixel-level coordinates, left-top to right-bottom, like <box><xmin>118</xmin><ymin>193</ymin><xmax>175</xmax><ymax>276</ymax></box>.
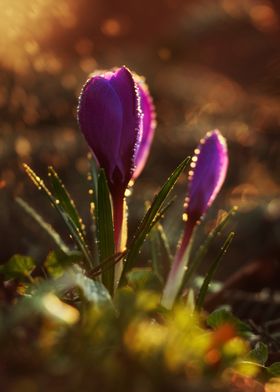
<box><xmin>0</xmin><ymin>0</ymin><xmax>74</xmax><ymax>72</ymax></box>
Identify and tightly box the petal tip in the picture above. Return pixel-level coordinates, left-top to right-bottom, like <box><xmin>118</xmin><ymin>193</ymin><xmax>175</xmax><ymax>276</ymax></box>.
<box><xmin>186</xmin><ymin>129</ymin><xmax>229</xmax><ymax>222</ymax></box>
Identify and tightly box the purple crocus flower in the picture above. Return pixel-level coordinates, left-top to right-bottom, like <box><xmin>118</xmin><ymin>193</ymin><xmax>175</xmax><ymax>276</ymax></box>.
<box><xmin>77</xmin><ymin>66</ymin><xmax>155</xmax><ymax>252</ymax></box>
<box><xmin>162</xmin><ymin>130</ymin><xmax>228</xmax><ymax>309</ymax></box>
<box><xmin>179</xmin><ymin>129</ymin><xmax>228</xmax><ymax>258</ymax></box>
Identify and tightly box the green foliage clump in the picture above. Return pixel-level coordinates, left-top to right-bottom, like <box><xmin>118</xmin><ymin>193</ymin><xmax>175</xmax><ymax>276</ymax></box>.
<box><xmin>1</xmin><ymin>254</ymin><xmax>280</xmax><ymax>392</ymax></box>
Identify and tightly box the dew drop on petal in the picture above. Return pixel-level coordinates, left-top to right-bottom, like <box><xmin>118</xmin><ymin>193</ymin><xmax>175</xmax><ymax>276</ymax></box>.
<box><xmin>125</xmin><ymin>188</ymin><xmax>132</xmax><ymax>197</ymax></box>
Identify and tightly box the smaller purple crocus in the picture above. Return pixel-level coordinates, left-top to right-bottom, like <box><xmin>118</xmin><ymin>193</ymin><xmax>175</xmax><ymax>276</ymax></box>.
<box><xmin>77</xmin><ymin>66</ymin><xmax>155</xmax><ymax>254</ymax></box>
<box><xmin>162</xmin><ymin>130</ymin><xmax>228</xmax><ymax>309</ymax></box>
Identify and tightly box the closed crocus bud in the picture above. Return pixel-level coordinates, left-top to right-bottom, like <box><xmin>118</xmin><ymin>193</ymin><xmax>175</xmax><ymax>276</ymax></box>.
<box><xmin>78</xmin><ymin>66</ymin><xmax>142</xmax><ymax>198</ymax></box>
<box><xmin>181</xmin><ymin>129</ymin><xmax>229</xmax><ymax>254</ymax></box>
<box><xmin>162</xmin><ymin>130</ymin><xmax>228</xmax><ymax>309</ymax></box>
<box><xmin>77</xmin><ymin>66</ymin><xmax>155</xmax><ymax>274</ymax></box>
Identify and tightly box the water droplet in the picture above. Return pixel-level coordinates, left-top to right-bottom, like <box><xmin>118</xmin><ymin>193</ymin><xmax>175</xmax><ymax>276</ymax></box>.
<box><xmin>125</xmin><ymin>188</ymin><xmax>132</xmax><ymax>197</ymax></box>
<box><xmin>88</xmin><ymin>189</ymin><xmax>94</xmax><ymax>195</ymax></box>
<box><xmin>55</xmin><ymin>199</ymin><xmax>60</xmax><ymax>205</ymax></box>
<box><xmin>182</xmin><ymin>213</ymin><xmax>188</xmax><ymax>222</ymax></box>
<box><xmin>128</xmin><ymin>179</ymin><xmax>134</xmax><ymax>187</ymax></box>
<box><xmin>90</xmin><ymin>202</ymin><xmax>95</xmax><ymax>214</ymax></box>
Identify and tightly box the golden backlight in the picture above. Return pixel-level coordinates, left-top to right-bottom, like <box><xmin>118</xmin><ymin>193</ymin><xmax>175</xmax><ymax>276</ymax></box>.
<box><xmin>0</xmin><ymin>0</ymin><xmax>75</xmax><ymax>72</ymax></box>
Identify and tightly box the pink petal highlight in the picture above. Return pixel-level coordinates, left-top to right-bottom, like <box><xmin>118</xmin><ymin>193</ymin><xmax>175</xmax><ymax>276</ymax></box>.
<box><xmin>133</xmin><ymin>80</ymin><xmax>156</xmax><ymax>180</ymax></box>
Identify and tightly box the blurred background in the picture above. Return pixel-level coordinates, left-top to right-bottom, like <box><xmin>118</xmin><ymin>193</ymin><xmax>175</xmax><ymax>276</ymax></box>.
<box><xmin>1</xmin><ymin>0</ymin><xmax>280</xmax><ymax>283</ymax></box>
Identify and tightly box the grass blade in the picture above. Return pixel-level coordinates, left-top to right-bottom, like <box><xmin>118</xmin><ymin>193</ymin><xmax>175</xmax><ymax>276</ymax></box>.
<box><xmin>88</xmin><ymin>158</ymin><xmax>100</xmax><ymax>264</ymax></box>
<box><xmin>96</xmin><ymin>169</ymin><xmax>115</xmax><ymax>295</ymax></box>
<box><xmin>89</xmin><ymin>252</ymin><xmax>126</xmax><ymax>278</ymax></box>
<box><xmin>150</xmin><ymin>223</ymin><xmax>172</xmax><ymax>282</ymax></box>
<box><xmin>157</xmin><ymin>224</ymin><xmax>173</xmax><ymax>265</ymax></box>
<box><xmin>89</xmin><ymin>156</ymin><xmax>99</xmax><ymax>209</ymax></box>
<box><xmin>48</xmin><ymin>166</ymin><xmax>86</xmax><ymax>237</ymax></box>
<box><xmin>150</xmin><ymin>225</ymin><xmax>163</xmax><ymax>282</ymax></box>
<box><xmin>23</xmin><ymin>164</ymin><xmax>93</xmax><ymax>269</ymax></box>
<box><xmin>180</xmin><ymin>207</ymin><xmax>237</xmax><ymax>294</ymax></box>
<box><xmin>196</xmin><ymin>231</ymin><xmax>235</xmax><ymax>311</ymax></box>
<box><xmin>16</xmin><ymin>197</ymin><xmax>72</xmax><ymax>255</ymax></box>
<box><xmin>119</xmin><ymin>156</ymin><xmax>190</xmax><ymax>286</ymax></box>
<box><xmin>149</xmin><ymin>197</ymin><xmax>175</xmax><ymax>229</ymax></box>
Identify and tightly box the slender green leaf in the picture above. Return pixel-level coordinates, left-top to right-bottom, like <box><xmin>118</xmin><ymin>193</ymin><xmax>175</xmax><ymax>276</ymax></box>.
<box><xmin>144</xmin><ymin>198</ymin><xmax>175</xmax><ymax>282</ymax></box>
<box><xmin>196</xmin><ymin>232</ymin><xmax>235</xmax><ymax>310</ymax></box>
<box><xmin>119</xmin><ymin>156</ymin><xmax>190</xmax><ymax>286</ymax></box>
<box><xmin>64</xmin><ymin>218</ymin><xmax>93</xmax><ymax>268</ymax></box>
<box><xmin>157</xmin><ymin>224</ymin><xmax>173</xmax><ymax>265</ymax></box>
<box><xmin>23</xmin><ymin>164</ymin><xmax>93</xmax><ymax>268</ymax></box>
<box><xmin>48</xmin><ymin>166</ymin><xmax>86</xmax><ymax>237</ymax></box>
<box><xmin>89</xmin><ymin>156</ymin><xmax>99</xmax><ymax>209</ymax></box>
<box><xmin>88</xmin><ymin>157</ymin><xmax>100</xmax><ymax>263</ymax></box>
<box><xmin>88</xmin><ymin>251</ymin><xmax>126</xmax><ymax>278</ymax></box>
<box><xmin>180</xmin><ymin>207</ymin><xmax>237</xmax><ymax>294</ymax></box>
<box><xmin>16</xmin><ymin>197</ymin><xmax>71</xmax><ymax>255</ymax></box>
<box><xmin>150</xmin><ymin>225</ymin><xmax>163</xmax><ymax>280</ymax></box>
<box><xmin>150</xmin><ymin>223</ymin><xmax>172</xmax><ymax>282</ymax></box>
<box><xmin>96</xmin><ymin>169</ymin><xmax>115</xmax><ymax>295</ymax></box>
<box><xmin>149</xmin><ymin>197</ymin><xmax>176</xmax><ymax>229</ymax></box>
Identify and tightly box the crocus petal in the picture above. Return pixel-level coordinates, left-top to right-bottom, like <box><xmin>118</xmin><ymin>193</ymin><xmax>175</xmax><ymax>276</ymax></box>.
<box><xmin>78</xmin><ymin>66</ymin><xmax>142</xmax><ymax>194</ymax></box>
<box><xmin>78</xmin><ymin>76</ymin><xmax>123</xmax><ymax>183</ymax></box>
<box><xmin>109</xmin><ymin>67</ymin><xmax>142</xmax><ymax>186</ymax></box>
<box><xmin>185</xmin><ymin>129</ymin><xmax>228</xmax><ymax>225</ymax></box>
<box><xmin>133</xmin><ymin>81</ymin><xmax>156</xmax><ymax>180</ymax></box>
